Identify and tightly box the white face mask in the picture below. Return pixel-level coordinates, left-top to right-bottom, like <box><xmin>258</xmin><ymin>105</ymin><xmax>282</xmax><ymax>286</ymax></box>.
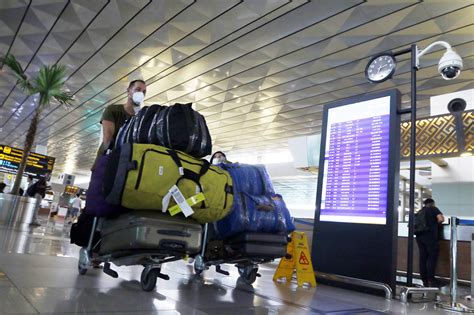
<box><xmin>132</xmin><ymin>91</ymin><xmax>144</xmax><ymax>105</ymax></box>
<box><xmin>213</xmin><ymin>157</ymin><xmax>225</xmax><ymax>165</ymax></box>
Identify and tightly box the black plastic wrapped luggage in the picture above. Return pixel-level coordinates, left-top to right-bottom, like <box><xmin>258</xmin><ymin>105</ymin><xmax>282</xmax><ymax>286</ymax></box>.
<box><xmin>115</xmin><ymin>103</ymin><xmax>212</xmax><ymax>158</ymax></box>
<box><xmin>150</xmin><ymin>103</ymin><xmax>212</xmax><ymax>158</ymax></box>
<box><xmin>99</xmin><ymin>211</ymin><xmax>202</xmax><ymax>255</ymax></box>
<box><xmin>138</xmin><ymin>105</ymin><xmax>163</xmax><ymax>142</ymax></box>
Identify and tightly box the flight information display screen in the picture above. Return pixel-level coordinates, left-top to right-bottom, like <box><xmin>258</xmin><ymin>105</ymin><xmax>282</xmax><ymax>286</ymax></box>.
<box><xmin>0</xmin><ymin>144</ymin><xmax>55</xmax><ymax>177</ymax></box>
<box><xmin>319</xmin><ymin>96</ymin><xmax>391</xmax><ymax>225</ymax></box>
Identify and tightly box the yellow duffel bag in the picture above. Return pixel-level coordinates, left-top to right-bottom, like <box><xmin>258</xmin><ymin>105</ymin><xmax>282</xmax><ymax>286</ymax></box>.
<box><xmin>103</xmin><ymin>143</ymin><xmax>233</xmax><ymax>223</ymax></box>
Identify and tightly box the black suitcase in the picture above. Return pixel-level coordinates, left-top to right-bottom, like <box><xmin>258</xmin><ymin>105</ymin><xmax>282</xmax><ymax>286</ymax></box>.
<box><xmin>228</xmin><ymin>242</ymin><xmax>287</xmax><ymax>258</ymax></box>
<box><xmin>227</xmin><ymin>232</ymin><xmax>288</xmax><ymax>245</ymax></box>
<box><xmin>226</xmin><ymin>232</ymin><xmax>288</xmax><ymax>259</ymax></box>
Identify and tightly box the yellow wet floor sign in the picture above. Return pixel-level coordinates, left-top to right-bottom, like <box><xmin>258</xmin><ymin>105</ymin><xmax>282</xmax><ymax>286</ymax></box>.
<box><xmin>273</xmin><ymin>231</ymin><xmax>316</xmax><ymax>287</ymax></box>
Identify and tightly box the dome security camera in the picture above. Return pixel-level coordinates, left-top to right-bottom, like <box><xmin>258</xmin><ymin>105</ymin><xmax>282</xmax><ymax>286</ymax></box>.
<box><xmin>438</xmin><ymin>48</ymin><xmax>463</xmax><ymax>80</ymax></box>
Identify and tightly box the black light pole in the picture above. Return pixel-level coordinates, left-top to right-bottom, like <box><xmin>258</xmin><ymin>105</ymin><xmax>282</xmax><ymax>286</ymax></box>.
<box><xmin>393</xmin><ymin>44</ymin><xmax>417</xmax><ymax>286</ymax></box>
<box><xmin>389</xmin><ymin>41</ymin><xmax>463</xmax><ymax>286</ymax></box>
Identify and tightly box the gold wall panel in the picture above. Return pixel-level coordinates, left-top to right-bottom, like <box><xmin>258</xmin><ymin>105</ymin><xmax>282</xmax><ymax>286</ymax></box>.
<box><xmin>463</xmin><ymin>111</ymin><xmax>474</xmax><ymax>152</ymax></box>
<box><xmin>401</xmin><ymin>114</ymin><xmax>458</xmax><ymax>159</ymax></box>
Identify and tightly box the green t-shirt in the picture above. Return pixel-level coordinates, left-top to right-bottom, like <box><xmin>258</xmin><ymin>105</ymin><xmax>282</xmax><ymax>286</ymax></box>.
<box><xmin>91</xmin><ymin>105</ymin><xmax>130</xmax><ymax>170</ymax></box>
<box><xmin>100</xmin><ymin>104</ymin><xmax>130</xmax><ymax>142</ymax></box>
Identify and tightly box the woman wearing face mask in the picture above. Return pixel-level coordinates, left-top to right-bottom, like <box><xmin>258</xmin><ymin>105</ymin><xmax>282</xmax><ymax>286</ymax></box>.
<box><xmin>210</xmin><ymin>151</ymin><xmax>231</xmax><ymax>165</ymax></box>
<box><xmin>91</xmin><ymin>79</ymin><xmax>146</xmax><ymax>170</ymax></box>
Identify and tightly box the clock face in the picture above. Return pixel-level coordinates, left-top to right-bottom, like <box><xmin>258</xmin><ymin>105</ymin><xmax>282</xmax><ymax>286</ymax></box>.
<box><xmin>365</xmin><ymin>54</ymin><xmax>396</xmax><ymax>83</ymax></box>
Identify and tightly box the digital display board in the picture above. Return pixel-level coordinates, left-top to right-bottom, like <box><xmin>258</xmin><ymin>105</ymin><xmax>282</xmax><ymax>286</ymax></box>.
<box><xmin>0</xmin><ymin>145</ymin><xmax>55</xmax><ymax>177</ymax></box>
<box><xmin>313</xmin><ymin>90</ymin><xmax>400</xmax><ymax>294</ymax></box>
<box><xmin>319</xmin><ymin>96</ymin><xmax>391</xmax><ymax>225</ymax></box>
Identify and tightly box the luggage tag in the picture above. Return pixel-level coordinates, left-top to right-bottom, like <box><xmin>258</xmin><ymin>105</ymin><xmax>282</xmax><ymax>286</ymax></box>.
<box><xmin>168</xmin><ymin>192</ymin><xmax>205</xmax><ymax>217</ymax></box>
<box><xmin>162</xmin><ymin>191</ymin><xmax>172</xmax><ymax>213</ymax></box>
<box><xmin>169</xmin><ymin>185</ymin><xmax>194</xmax><ymax>217</ymax></box>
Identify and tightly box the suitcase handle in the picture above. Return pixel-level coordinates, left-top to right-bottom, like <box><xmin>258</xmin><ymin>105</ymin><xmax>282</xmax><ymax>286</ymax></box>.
<box><xmin>156</xmin><ymin>229</ymin><xmax>191</xmax><ymax>237</ymax></box>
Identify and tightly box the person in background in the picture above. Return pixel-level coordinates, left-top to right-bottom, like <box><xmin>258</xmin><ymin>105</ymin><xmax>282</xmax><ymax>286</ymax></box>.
<box><xmin>27</xmin><ymin>177</ymin><xmax>47</xmax><ymax>226</ymax></box>
<box><xmin>0</xmin><ymin>182</ymin><xmax>6</xmax><ymax>193</ymax></box>
<box><xmin>210</xmin><ymin>151</ymin><xmax>231</xmax><ymax>165</ymax></box>
<box><xmin>68</xmin><ymin>193</ymin><xmax>82</xmax><ymax>224</ymax></box>
<box><xmin>25</xmin><ymin>175</ymin><xmax>35</xmax><ymax>196</ymax></box>
<box><xmin>415</xmin><ymin>198</ymin><xmax>445</xmax><ymax>287</ymax></box>
<box><xmin>91</xmin><ymin>79</ymin><xmax>147</xmax><ymax>170</ymax></box>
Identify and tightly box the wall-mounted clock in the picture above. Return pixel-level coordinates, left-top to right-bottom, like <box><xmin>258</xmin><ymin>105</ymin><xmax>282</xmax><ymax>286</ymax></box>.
<box><xmin>365</xmin><ymin>53</ymin><xmax>396</xmax><ymax>83</ymax></box>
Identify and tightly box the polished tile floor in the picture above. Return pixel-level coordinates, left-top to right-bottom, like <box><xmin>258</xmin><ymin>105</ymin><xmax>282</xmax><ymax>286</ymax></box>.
<box><xmin>0</xmin><ymin>215</ymin><xmax>471</xmax><ymax>315</ymax></box>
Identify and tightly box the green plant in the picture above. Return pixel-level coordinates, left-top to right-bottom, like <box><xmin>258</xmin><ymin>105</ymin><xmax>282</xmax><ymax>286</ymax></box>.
<box><xmin>0</xmin><ymin>54</ymin><xmax>74</xmax><ymax>195</ymax></box>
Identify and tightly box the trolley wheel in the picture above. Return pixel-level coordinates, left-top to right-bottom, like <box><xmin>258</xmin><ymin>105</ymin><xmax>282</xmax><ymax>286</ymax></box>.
<box><xmin>194</xmin><ymin>254</ymin><xmax>205</xmax><ymax>275</ymax></box>
<box><xmin>78</xmin><ymin>265</ymin><xmax>87</xmax><ymax>275</ymax></box>
<box><xmin>140</xmin><ymin>268</ymin><xmax>159</xmax><ymax>292</ymax></box>
<box><xmin>238</xmin><ymin>265</ymin><xmax>258</xmax><ymax>285</ymax></box>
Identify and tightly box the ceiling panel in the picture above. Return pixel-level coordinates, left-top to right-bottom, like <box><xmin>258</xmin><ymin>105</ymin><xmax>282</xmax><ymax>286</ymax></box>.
<box><xmin>0</xmin><ymin>0</ymin><xmax>472</xmax><ymax>176</ymax></box>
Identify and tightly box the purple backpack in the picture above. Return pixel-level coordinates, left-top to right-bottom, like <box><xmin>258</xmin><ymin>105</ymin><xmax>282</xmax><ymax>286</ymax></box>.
<box><xmin>85</xmin><ymin>154</ymin><xmax>129</xmax><ymax>217</ymax></box>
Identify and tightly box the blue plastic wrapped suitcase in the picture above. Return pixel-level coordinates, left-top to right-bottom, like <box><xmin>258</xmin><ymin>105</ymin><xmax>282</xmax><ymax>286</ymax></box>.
<box><xmin>214</xmin><ymin>163</ymin><xmax>295</xmax><ymax>238</ymax></box>
<box><xmin>221</xmin><ymin>163</ymin><xmax>275</xmax><ymax>196</ymax></box>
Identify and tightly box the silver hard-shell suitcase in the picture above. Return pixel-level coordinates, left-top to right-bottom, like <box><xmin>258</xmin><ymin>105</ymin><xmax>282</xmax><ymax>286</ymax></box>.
<box><xmin>99</xmin><ymin>211</ymin><xmax>202</xmax><ymax>255</ymax></box>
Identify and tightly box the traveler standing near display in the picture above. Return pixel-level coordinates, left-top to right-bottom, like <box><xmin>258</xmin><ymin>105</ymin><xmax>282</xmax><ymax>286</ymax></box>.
<box><xmin>0</xmin><ymin>182</ymin><xmax>6</xmax><ymax>193</ymax></box>
<box><xmin>68</xmin><ymin>193</ymin><xmax>82</xmax><ymax>224</ymax></box>
<box><xmin>24</xmin><ymin>175</ymin><xmax>35</xmax><ymax>196</ymax></box>
<box><xmin>92</xmin><ymin>79</ymin><xmax>147</xmax><ymax>170</ymax></box>
<box><xmin>414</xmin><ymin>198</ymin><xmax>445</xmax><ymax>287</ymax></box>
<box><xmin>27</xmin><ymin>177</ymin><xmax>47</xmax><ymax>226</ymax></box>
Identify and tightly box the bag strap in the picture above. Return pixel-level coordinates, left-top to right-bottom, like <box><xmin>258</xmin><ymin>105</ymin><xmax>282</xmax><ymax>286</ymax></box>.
<box><xmin>167</xmin><ymin>149</ymin><xmax>234</xmax><ymax>210</ymax></box>
<box><xmin>167</xmin><ymin>149</ymin><xmax>206</xmax><ymax>208</ymax></box>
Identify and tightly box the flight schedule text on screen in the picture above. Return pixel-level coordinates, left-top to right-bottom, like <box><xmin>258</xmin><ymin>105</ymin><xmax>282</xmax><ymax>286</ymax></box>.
<box><xmin>320</xmin><ymin>96</ymin><xmax>391</xmax><ymax>225</ymax></box>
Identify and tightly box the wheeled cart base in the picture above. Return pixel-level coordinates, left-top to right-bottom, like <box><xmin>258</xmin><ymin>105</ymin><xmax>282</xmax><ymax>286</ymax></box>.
<box><xmin>77</xmin><ymin>216</ymin><xmax>199</xmax><ymax>292</ymax></box>
<box><xmin>192</xmin><ymin>223</ymin><xmax>289</xmax><ymax>285</ymax></box>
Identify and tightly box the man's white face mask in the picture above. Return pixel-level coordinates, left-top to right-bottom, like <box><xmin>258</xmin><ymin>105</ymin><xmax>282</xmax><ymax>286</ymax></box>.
<box><xmin>132</xmin><ymin>91</ymin><xmax>145</xmax><ymax>106</ymax></box>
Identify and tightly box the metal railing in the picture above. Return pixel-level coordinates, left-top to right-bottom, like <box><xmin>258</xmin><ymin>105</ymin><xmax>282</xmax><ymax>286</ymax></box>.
<box><xmin>435</xmin><ymin>217</ymin><xmax>474</xmax><ymax>313</ymax></box>
<box><xmin>315</xmin><ymin>272</ymin><xmax>393</xmax><ymax>300</ymax></box>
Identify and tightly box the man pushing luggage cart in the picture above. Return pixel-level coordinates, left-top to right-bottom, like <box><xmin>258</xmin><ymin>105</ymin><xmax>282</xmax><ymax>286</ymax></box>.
<box><xmin>71</xmin><ymin>87</ymin><xmax>293</xmax><ymax>291</ymax></box>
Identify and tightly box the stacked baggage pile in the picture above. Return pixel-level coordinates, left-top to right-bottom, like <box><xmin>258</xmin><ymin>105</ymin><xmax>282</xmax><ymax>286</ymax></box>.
<box><xmin>74</xmin><ymin>103</ymin><xmax>294</xmax><ymax>290</ymax></box>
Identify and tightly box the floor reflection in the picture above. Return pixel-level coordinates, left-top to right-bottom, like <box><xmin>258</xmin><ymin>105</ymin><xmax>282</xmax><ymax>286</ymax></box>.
<box><xmin>0</xmin><ymin>214</ymin><xmax>472</xmax><ymax>314</ymax></box>
<box><xmin>0</xmin><ymin>214</ymin><xmax>79</xmax><ymax>258</ymax></box>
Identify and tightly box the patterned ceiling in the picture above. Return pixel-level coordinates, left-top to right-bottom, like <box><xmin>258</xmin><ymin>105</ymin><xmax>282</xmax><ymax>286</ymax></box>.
<box><xmin>0</xmin><ymin>0</ymin><xmax>472</xmax><ymax>177</ymax></box>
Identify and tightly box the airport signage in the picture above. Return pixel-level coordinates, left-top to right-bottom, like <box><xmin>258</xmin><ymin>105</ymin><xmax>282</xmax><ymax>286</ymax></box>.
<box><xmin>314</xmin><ymin>90</ymin><xmax>400</xmax><ymax>293</ymax></box>
<box><xmin>0</xmin><ymin>144</ymin><xmax>55</xmax><ymax>177</ymax></box>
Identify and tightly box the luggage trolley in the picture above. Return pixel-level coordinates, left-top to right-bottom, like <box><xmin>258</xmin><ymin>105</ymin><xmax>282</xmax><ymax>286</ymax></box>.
<box><xmin>78</xmin><ymin>211</ymin><xmax>203</xmax><ymax>292</ymax></box>
<box><xmin>192</xmin><ymin>223</ymin><xmax>289</xmax><ymax>284</ymax></box>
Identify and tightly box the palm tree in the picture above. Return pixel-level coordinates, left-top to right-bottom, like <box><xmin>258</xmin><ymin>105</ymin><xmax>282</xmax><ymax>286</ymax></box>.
<box><xmin>0</xmin><ymin>54</ymin><xmax>74</xmax><ymax>195</ymax></box>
